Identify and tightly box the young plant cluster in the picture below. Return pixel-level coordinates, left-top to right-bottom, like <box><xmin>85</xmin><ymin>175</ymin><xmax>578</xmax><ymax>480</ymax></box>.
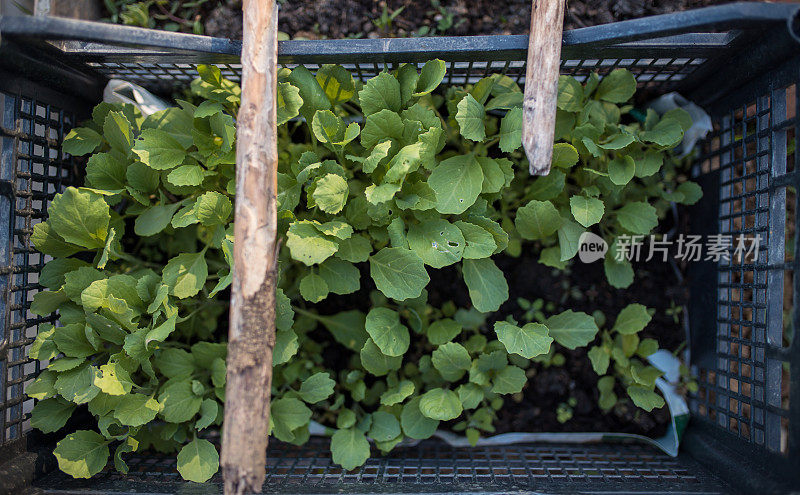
<box><xmin>26</xmin><ymin>61</ymin><xmax>697</xmax><ymax>481</ymax></box>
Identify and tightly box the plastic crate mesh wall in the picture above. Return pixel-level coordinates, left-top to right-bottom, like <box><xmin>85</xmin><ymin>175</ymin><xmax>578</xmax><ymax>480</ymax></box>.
<box><xmin>691</xmin><ymin>78</ymin><xmax>796</xmax><ymax>452</ymax></box>
<box><xmin>0</xmin><ymin>89</ymin><xmax>77</xmax><ymax>446</ymax></box>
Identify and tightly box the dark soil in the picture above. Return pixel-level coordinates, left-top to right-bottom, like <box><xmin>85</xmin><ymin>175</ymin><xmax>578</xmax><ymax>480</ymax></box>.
<box><xmin>200</xmin><ymin>0</ymin><xmax>732</xmax><ymax>40</ymax></box>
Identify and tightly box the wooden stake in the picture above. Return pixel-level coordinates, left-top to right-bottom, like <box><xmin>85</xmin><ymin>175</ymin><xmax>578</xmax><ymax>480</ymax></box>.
<box><xmin>221</xmin><ymin>1</ymin><xmax>278</xmax><ymax>494</ymax></box>
<box><xmin>521</xmin><ymin>0</ymin><xmax>565</xmax><ymax>176</ymax></box>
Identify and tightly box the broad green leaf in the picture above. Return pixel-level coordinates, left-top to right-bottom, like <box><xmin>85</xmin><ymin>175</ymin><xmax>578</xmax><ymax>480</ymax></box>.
<box><xmin>63</xmin><ymin>127</ymin><xmax>102</xmax><ymax>156</ymax></box>
<box><xmin>54</xmin><ymin>430</ymin><xmax>109</xmax><ymax>478</ymax></box>
<box><xmin>158</xmin><ymin>379</ymin><xmax>202</xmax><ymax>423</ymax></box>
<box><xmin>462</xmin><ymin>258</ymin><xmax>508</xmax><ymax>313</ymax></box>
<box><xmin>48</xmin><ymin>188</ymin><xmax>109</xmax><ymax>249</ymax></box>
<box><xmin>455</xmin><ymin>94</ymin><xmax>486</xmax><ymax>142</ymax></box>
<box><xmin>143</xmin><ymin>106</ymin><xmax>194</xmax><ymax>147</ymax></box>
<box><xmin>134</xmin><ymin>202</ymin><xmax>181</xmax><ymax>236</ymax></box>
<box><xmin>27</xmin><ymin>369</ymin><xmax>58</xmax><ymax>400</ymax></box>
<box><xmin>132</xmin><ymin>128</ymin><xmax>185</xmax><ymax>170</ymax></box>
<box><xmin>640</xmin><ymin>118</ymin><xmax>684</xmax><ymax>147</ymax></box>
<box><xmin>587</xmin><ymin>346</ymin><xmax>610</xmax><ymax>375</ymax></box>
<box><xmin>311</xmin><ymin>109</ymin><xmax>343</xmax><ymax>144</ymax></box>
<box><xmin>401</xmin><ymin>396</ymin><xmax>439</xmax><ymax>439</ymax></box>
<box><xmin>94</xmin><ymin>363</ymin><xmax>133</xmax><ymax>396</ymax></box>
<box><xmin>608</xmin><ymin>155</ymin><xmax>636</xmax><ymax>186</ymax></box>
<box><xmin>177</xmin><ymin>438</ymin><xmax>219</xmax><ymax>483</ymax></box>
<box><xmin>431</xmin><ymin>342</ymin><xmax>471</xmax><ymax>381</ymax></box>
<box><xmin>167</xmin><ymin>164</ymin><xmax>205</xmax><ymax>187</ymax></box>
<box><xmin>316</xmin><ymin>64</ymin><xmax>355</xmax><ymax>104</ymax></box>
<box><xmin>277</xmin><ymin>81</ymin><xmax>303</xmax><ymax>125</ymax></box>
<box><xmin>30</xmin><ymin>290</ymin><xmax>68</xmax><ymax>316</ymax></box>
<box><xmin>428</xmin><ymin>154</ymin><xmax>483</xmax><ymax>215</ymax></box>
<box><xmin>318</xmin><ymin>257</ymin><xmax>360</xmax><ymax>295</ymax></box>
<box><xmin>299</xmin><ymin>372</ymin><xmax>336</xmax><ymax>404</ymax></box>
<box><xmin>414</xmin><ymin>59</ymin><xmax>446</xmax><ymax>97</ymax></box>
<box><xmin>397</xmin><ymin>63</ymin><xmax>420</xmax><ymax>105</ymax></box>
<box><xmin>457</xmin><ymin>383</ymin><xmax>483</xmax><ymax>410</ymax></box>
<box><xmin>315</xmin><ymin>310</ymin><xmax>368</xmax><ymax>351</ymax></box>
<box><xmin>369</xmin><ymin>247</ymin><xmax>429</xmax><ymax>301</ymax></box>
<box><xmin>361</xmin><ymin>109</ymin><xmax>403</xmax><ymax>149</ymax></box>
<box><xmin>677</xmin><ymin>181</ymin><xmax>702</xmax><ymax>205</ymax></box>
<box><xmin>557</xmin><ymin>76</ymin><xmax>584</xmax><ymax>111</ymax></box>
<box><xmin>126</xmin><ymin>161</ymin><xmax>160</xmax><ymax>193</ymax></box>
<box><xmin>595</xmin><ymin>69</ymin><xmax>637</xmax><ymax>103</ymax></box>
<box><xmin>194</xmin><ymin>191</ymin><xmax>232</xmax><ymax>226</ymax></box>
<box><xmin>313</xmin><ymin>174</ymin><xmax>348</xmax><ymax>214</ymax></box>
<box><xmin>162</xmin><ymin>252</ymin><xmax>208</xmax><ymax>299</ymax></box>
<box><xmin>426</xmin><ymin>318</ymin><xmax>462</xmax><ymax>346</ymax></box>
<box><xmin>154</xmin><ymin>348</ymin><xmax>195</xmax><ymax>378</ymax></box>
<box><xmin>271</xmin><ymin>397</ymin><xmax>312</xmax><ymax>440</ymax></box>
<box><xmin>365</xmin><ymin>183</ymin><xmax>401</xmax><ymax>205</ymax></box>
<box><xmin>381</xmin><ymin>380</ymin><xmax>415</xmax><ymax>406</ymax></box>
<box><xmin>491</xmin><ymin>365</ymin><xmax>527</xmax><ymax>394</ymax></box>
<box><xmin>626</xmin><ymin>385</ymin><xmax>665</xmax><ymax>412</ymax></box>
<box><xmin>196</xmin><ymin>398</ymin><xmax>219</xmax><ymax>430</ymax></box>
<box><xmin>419</xmin><ymin>388</ymin><xmax>462</xmax><ymax>421</ymax></box>
<box><xmin>53</xmin><ymin>323</ymin><xmax>95</xmax><ymax>359</ymax></box>
<box><xmin>359</xmin><ymin>72</ymin><xmax>401</xmax><ymax>116</ymax></box>
<box><xmin>288</xmin><ymin>65</ymin><xmax>331</xmax><ymax>120</ymax></box>
<box><xmin>331</xmin><ymin>428</ymin><xmax>370</xmax><ymax>471</ymax></box>
<box><xmin>515</xmin><ymin>200</ymin><xmax>562</xmax><ymax>240</ymax></box>
<box><xmin>552</xmin><ymin>143</ymin><xmax>579</xmax><ymax>168</ymax></box>
<box><xmin>104</xmin><ymin>111</ymin><xmax>133</xmax><ymax>154</ymax></box>
<box><xmin>598</xmin><ymin>376</ymin><xmax>618</xmax><ymax>411</ymax></box>
<box><xmin>526</xmin><ymin>169</ymin><xmax>565</xmax><ymax>201</ymax></box>
<box><xmin>557</xmin><ymin>219</ymin><xmax>584</xmax><ymax>261</ymax></box>
<box><xmin>613</xmin><ymin>303</ymin><xmax>652</xmax><ymax>335</ymax></box>
<box><xmin>31</xmin><ymin>398</ymin><xmax>75</xmax><ymax>433</ymax></box>
<box><xmin>335</xmin><ymin>234</ymin><xmax>372</xmax><ymax>263</ymax></box>
<box><xmin>360</xmin><ymin>338</ymin><xmax>402</xmax><ymax>376</ymax></box>
<box><xmin>604</xmin><ymin>255</ymin><xmax>634</xmax><ymax>289</ymax></box>
<box><xmin>454</xmin><ymin>221</ymin><xmax>496</xmax><ymax>259</ymax></box>
<box><xmin>616</xmin><ymin>202</ymin><xmax>658</xmax><ymax>234</ymax></box>
<box><xmin>55</xmin><ymin>364</ymin><xmax>100</xmax><ymax>404</ymax></box>
<box><xmin>86</xmin><ymin>152</ymin><xmax>127</xmax><ymax>192</ymax></box>
<box><xmin>599</xmin><ymin>133</ymin><xmax>635</xmax><ymax>150</ymax></box>
<box><xmin>365</xmin><ymin>307</ymin><xmax>410</xmax><ymax>357</ymax></box>
<box><xmin>545</xmin><ymin>310</ymin><xmax>599</xmax><ymax>349</ymax></box>
<box><xmin>287</xmin><ymin>221</ymin><xmax>339</xmax><ymax>266</ymax></box>
<box><xmin>407</xmin><ymin>218</ymin><xmax>465</xmax><ymax>269</ymax></box>
<box><xmin>569</xmin><ymin>196</ymin><xmax>604</xmax><ymax>228</ymax></box>
<box><xmin>494</xmin><ymin>321</ymin><xmax>553</xmax><ymax>359</ymax></box>
<box><xmin>498</xmin><ymin>107</ymin><xmax>522</xmax><ymax>152</ymax></box>
<box><xmin>114</xmin><ymin>393</ymin><xmax>160</xmax><ymax>426</ymax></box>
<box><xmin>31</xmin><ymin>222</ymin><xmax>81</xmax><ymax>258</ymax></box>
<box><xmin>299</xmin><ymin>272</ymin><xmax>328</xmax><ymax>302</ymax></box>
<box><xmin>369</xmin><ymin>411</ymin><xmax>401</xmax><ymax>442</ymax></box>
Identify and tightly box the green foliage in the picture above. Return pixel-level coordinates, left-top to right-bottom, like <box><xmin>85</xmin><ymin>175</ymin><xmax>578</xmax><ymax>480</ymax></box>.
<box><xmin>30</xmin><ymin>64</ymin><xmax>692</xmax><ymax>480</ymax></box>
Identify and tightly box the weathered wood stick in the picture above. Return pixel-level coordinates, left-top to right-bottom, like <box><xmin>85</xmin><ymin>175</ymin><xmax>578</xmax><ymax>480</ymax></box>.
<box><xmin>221</xmin><ymin>1</ymin><xmax>278</xmax><ymax>494</ymax></box>
<box><xmin>521</xmin><ymin>0</ymin><xmax>565</xmax><ymax>176</ymax></box>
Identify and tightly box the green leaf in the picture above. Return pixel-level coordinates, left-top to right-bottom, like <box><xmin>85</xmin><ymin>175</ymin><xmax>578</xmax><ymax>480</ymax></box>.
<box><xmin>455</xmin><ymin>94</ymin><xmax>486</xmax><ymax>142</ymax></box>
<box><xmin>381</xmin><ymin>380</ymin><xmax>415</xmax><ymax>406</ymax></box>
<box><xmin>359</xmin><ymin>72</ymin><xmax>401</xmax><ymax>116</ymax></box>
<box><xmin>63</xmin><ymin>127</ymin><xmax>103</xmax><ymax>156</ymax></box>
<box><xmin>527</xmin><ymin>169</ymin><xmax>565</xmax><ymax>201</ymax></box>
<box><xmin>407</xmin><ymin>218</ymin><xmax>465</xmax><ymax>269</ymax></box>
<box><xmin>552</xmin><ymin>143</ymin><xmax>579</xmax><ymax>168</ymax></box>
<box><xmin>30</xmin><ymin>290</ymin><xmax>68</xmax><ymax>316</ymax></box>
<box><xmin>335</xmin><ymin>234</ymin><xmax>372</xmax><ymax>263</ymax></box>
<box><xmin>361</xmin><ymin>109</ymin><xmax>403</xmax><ymax>149</ymax></box>
<box><xmin>299</xmin><ymin>372</ymin><xmax>336</xmax><ymax>404</ymax></box>
<box><xmin>195</xmin><ymin>398</ymin><xmax>219</xmax><ymax>431</ymax></box>
<box><xmin>318</xmin><ymin>257</ymin><xmax>360</xmax><ymax>295</ymax></box>
<box><xmin>360</xmin><ymin>338</ymin><xmax>402</xmax><ymax>376</ymax></box>
<box><xmin>48</xmin><ymin>188</ymin><xmax>109</xmax><ymax>249</ymax></box>
<box><xmin>599</xmin><ymin>133</ymin><xmax>635</xmax><ymax>150</ymax></box>
<box><xmin>569</xmin><ymin>196</ymin><xmax>604</xmax><ymax>228</ymax></box>
<box><xmin>287</xmin><ymin>221</ymin><xmax>340</xmax><ymax>266</ymax></box>
<box><xmin>419</xmin><ymin>388</ymin><xmax>462</xmax><ymax>421</ymax></box>
<box><xmin>494</xmin><ymin>321</ymin><xmax>553</xmax><ymax>359</ymax></box>
<box><xmin>369</xmin><ymin>247</ymin><xmax>429</xmax><ymax>301</ymax></box>
<box><xmin>676</xmin><ymin>181</ymin><xmax>703</xmax><ymax>205</ymax></box>
<box><xmin>492</xmin><ymin>365</ymin><xmax>527</xmax><ymax>394</ymax></box>
<box><xmin>27</xmin><ymin>369</ymin><xmax>57</xmax><ymax>400</ymax></box>
<box><xmin>369</xmin><ymin>411</ymin><xmax>401</xmax><ymax>442</ymax></box>
<box><xmin>158</xmin><ymin>379</ymin><xmax>202</xmax><ymax>423</ymax></box>
<box><xmin>313</xmin><ymin>174</ymin><xmax>348</xmax><ymax>214</ymax></box>
<box><xmin>616</xmin><ymin>202</ymin><xmax>658</xmax><ymax>234</ymax></box>
<box><xmin>462</xmin><ymin>258</ymin><xmax>508</xmax><ymax>313</ymax></box>
<box><xmin>31</xmin><ymin>222</ymin><xmax>82</xmax><ymax>257</ymax></box>
<box><xmin>587</xmin><ymin>346</ymin><xmax>610</xmax><ymax>375</ymax></box>
<box><xmin>414</xmin><ymin>59</ymin><xmax>446</xmax><ymax>97</ymax></box>
<box><xmin>595</xmin><ymin>69</ymin><xmax>637</xmax><ymax>103</ymax></box>
<box><xmin>194</xmin><ymin>191</ymin><xmax>232</xmax><ymax>226</ymax></box>
<box><xmin>163</xmin><ymin>252</ymin><xmax>208</xmax><ymax>299</ymax></box>
<box><xmin>365</xmin><ymin>307</ymin><xmax>410</xmax><ymax>357</ymax></box>
<box><xmin>316</xmin><ymin>310</ymin><xmax>368</xmax><ymax>351</ymax></box>
<box><xmin>126</xmin><ymin>161</ymin><xmax>160</xmax><ymax>193</ymax></box>
<box><xmin>132</xmin><ymin>128</ymin><xmax>185</xmax><ymax>170</ymax></box>
<box><xmin>54</xmin><ymin>430</ymin><xmax>109</xmax><ymax>478</ymax></box>
<box><xmin>515</xmin><ymin>200</ymin><xmax>562</xmax><ymax>240</ymax></box>
<box><xmin>498</xmin><ymin>107</ymin><xmax>522</xmax><ymax>152</ymax></box>
<box><xmin>605</xmin><ymin>255</ymin><xmax>634</xmax><ymax>289</ymax></box>
<box><xmin>608</xmin><ymin>155</ymin><xmax>636</xmax><ymax>186</ymax></box>
<box><xmin>55</xmin><ymin>364</ymin><xmax>100</xmax><ymax>404</ymax></box>
<box><xmin>401</xmin><ymin>396</ymin><xmax>439</xmax><ymax>439</ymax></box>
<box><xmin>86</xmin><ymin>152</ymin><xmax>127</xmax><ymax>192</ymax></box>
<box><xmin>331</xmin><ymin>428</ymin><xmax>371</xmax><ymax>471</ymax></box>
<box><xmin>428</xmin><ymin>154</ymin><xmax>483</xmax><ymax>215</ymax></box>
<box><xmin>31</xmin><ymin>398</ymin><xmax>75</xmax><ymax>433</ymax></box>
<box><xmin>455</xmin><ymin>221</ymin><xmax>496</xmax><ymax>259</ymax></box>
<box><xmin>288</xmin><ymin>66</ymin><xmax>331</xmax><ymax>121</ymax></box>
<box><xmin>557</xmin><ymin>76</ymin><xmax>584</xmax><ymax>111</ymax></box>
<box><xmin>277</xmin><ymin>82</ymin><xmax>303</xmax><ymax>125</ymax></box>
<box><xmin>457</xmin><ymin>383</ymin><xmax>483</xmax><ymax>410</ymax></box>
<box><xmin>613</xmin><ymin>304</ymin><xmax>652</xmax><ymax>335</ymax></box>
<box><xmin>316</xmin><ymin>64</ymin><xmax>355</xmax><ymax>104</ymax></box>
<box><xmin>143</xmin><ymin>106</ymin><xmax>194</xmax><ymax>148</ymax></box>
<box><xmin>432</xmin><ymin>342</ymin><xmax>471</xmax><ymax>381</ymax></box>
<box><xmin>597</xmin><ymin>376</ymin><xmax>617</xmax><ymax>410</ymax></box>
<box><xmin>167</xmin><ymin>164</ymin><xmax>206</xmax><ymax>187</ymax></box>
<box><xmin>626</xmin><ymin>385</ymin><xmax>665</xmax><ymax>412</ymax></box>
<box><xmin>114</xmin><ymin>393</ymin><xmax>160</xmax><ymax>426</ymax></box>
<box><xmin>311</xmin><ymin>109</ymin><xmax>343</xmax><ymax>144</ymax></box>
<box><xmin>134</xmin><ymin>202</ymin><xmax>181</xmax><ymax>236</ymax></box>
<box><xmin>640</xmin><ymin>118</ymin><xmax>684</xmax><ymax>147</ymax></box>
<box><xmin>426</xmin><ymin>318</ymin><xmax>462</xmax><ymax>346</ymax></box>
<box><xmin>177</xmin><ymin>438</ymin><xmax>219</xmax><ymax>483</ymax></box>
<box><xmin>271</xmin><ymin>397</ymin><xmax>312</xmax><ymax>440</ymax></box>
<box><xmin>545</xmin><ymin>310</ymin><xmax>599</xmax><ymax>349</ymax></box>
<box><xmin>104</xmin><ymin>111</ymin><xmax>133</xmax><ymax>154</ymax></box>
